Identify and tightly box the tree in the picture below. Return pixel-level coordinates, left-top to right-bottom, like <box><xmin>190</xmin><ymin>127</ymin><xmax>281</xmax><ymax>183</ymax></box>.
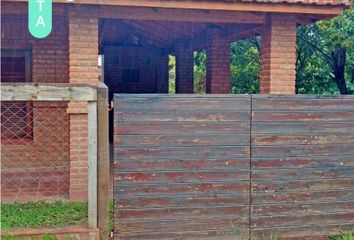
<box><xmin>230</xmin><ymin>37</ymin><xmax>260</xmax><ymax>94</ymax></box>
<box><xmin>297</xmin><ymin>4</ymin><xmax>354</xmax><ymax>94</ymax></box>
<box><xmin>194</xmin><ymin>50</ymin><xmax>206</xmax><ymax>94</ymax></box>
<box><xmin>168</xmin><ymin>55</ymin><xmax>176</xmax><ymax>94</ymax></box>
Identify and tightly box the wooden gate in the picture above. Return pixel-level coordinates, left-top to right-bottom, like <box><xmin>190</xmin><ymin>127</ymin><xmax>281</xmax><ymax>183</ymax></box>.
<box><xmin>114</xmin><ymin>94</ymin><xmax>354</xmax><ymax>240</ymax></box>
<box><xmin>114</xmin><ymin>94</ymin><xmax>251</xmax><ymax>239</ymax></box>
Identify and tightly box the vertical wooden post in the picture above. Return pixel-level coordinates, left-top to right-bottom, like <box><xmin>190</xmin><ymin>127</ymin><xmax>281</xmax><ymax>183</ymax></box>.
<box><xmin>87</xmin><ymin>101</ymin><xmax>98</xmax><ymax>228</ymax></box>
<box><xmin>97</xmin><ymin>83</ymin><xmax>110</xmax><ymax>238</ymax></box>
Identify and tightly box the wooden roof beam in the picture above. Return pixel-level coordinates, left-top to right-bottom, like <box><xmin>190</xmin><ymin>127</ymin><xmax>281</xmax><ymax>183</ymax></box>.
<box><xmin>97</xmin><ymin>6</ymin><xmax>267</xmax><ymax>24</ymax></box>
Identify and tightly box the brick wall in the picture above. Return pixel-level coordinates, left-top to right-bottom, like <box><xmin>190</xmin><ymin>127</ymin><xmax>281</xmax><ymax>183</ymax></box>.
<box><xmin>206</xmin><ymin>28</ymin><xmax>231</xmax><ymax>94</ymax></box>
<box><xmin>68</xmin><ymin>10</ymin><xmax>99</xmax><ymax>201</ymax></box>
<box><xmin>1</xmin><ymin>12</ymin><xmax>72</xmax><ymax>202</ymax></box>
<box><xmin>68</xmin><ymin>11</ymin><xmax>99</xmax><ymax>85</ymax></box>
<box><xmin>67</xmin><ymin>104</ymin><xmax>89</xmax><ymax>201</ymax></box>
<box><xmin>260</xmin><ymin>14</ymin><xmax>297</xmax><ymax>94</ymax></box>
<box><xmin>1</xmin><ymin>14</ymin><xmax>69</xmax><ymax>83</ymax></box>
<box><xmin>175</xmin><ymin>41</ymin><xmax>194</xmax><ymax>93</ymax></box>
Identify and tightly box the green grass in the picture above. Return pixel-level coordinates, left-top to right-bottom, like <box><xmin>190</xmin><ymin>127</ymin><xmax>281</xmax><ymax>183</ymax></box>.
<box><xmin>109</xmin><ymin>199</ymin><xmax>114</xmax><ymax>232</ymax></box>
<box><xmin>0</xmin><ymin>201</ymin><xmax>88</xmax><ymax>230</ymax></box>
<box><xmin>330</xmin><ymin>232</ymin><xmax>354</xmax><ymax>240</ymax></box>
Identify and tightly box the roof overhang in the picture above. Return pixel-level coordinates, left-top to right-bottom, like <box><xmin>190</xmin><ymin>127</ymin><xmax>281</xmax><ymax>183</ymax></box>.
<box><xmin>1</xmin><ymin>0</ymin><xmax>347</xmax><ymax>15</ymax></box>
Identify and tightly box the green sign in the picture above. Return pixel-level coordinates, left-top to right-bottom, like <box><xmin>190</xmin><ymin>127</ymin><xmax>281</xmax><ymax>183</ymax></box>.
<box><xmin>28</xmin><ymin>0</ymin><xmax>52</xmax><ymax>39</ymax></box>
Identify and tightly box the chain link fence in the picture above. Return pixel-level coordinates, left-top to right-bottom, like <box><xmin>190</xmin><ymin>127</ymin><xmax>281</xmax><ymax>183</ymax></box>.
<box><xmin>1</xmin><ymin>101</ymin><xmax>70</xmax><ymax>203</ymax></box>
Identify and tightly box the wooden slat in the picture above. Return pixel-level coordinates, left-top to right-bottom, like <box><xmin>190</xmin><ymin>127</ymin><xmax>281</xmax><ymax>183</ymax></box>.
<box><xmin>115</xmin><ymin>182</ymin><xmax>250</xmax><ymax>196</ymax></box>
<box><xmin>115</xmin><ymin>134</ymin><xmax>250</xmax><ymax>147</ymax></box>
<box><xmin>252</xmin><ymin>189</ymin><xmax>354</xmax><ymax>204</ymax></box>
<box><xmin>114</xmin><ymin>94</ymin><xmax>354</xmax><ymax>239</ymax></box>
<box><xmin>1</xmin><ymin>83</ymin><xmax>97</xmax><ymax>101</ymax></box>
<box><xmin>251</xmin><ymin>94</ymin><xmax>354</xmax><ymax>238</ymax></box>
<box><xmin>115</xmin><ymin>158</ymin><xmax>250</xmax><ymax>172</ymax></box>
<box><xmin>115</xmin><ymin>111</ymin><xmax>250</xmax><ymax>122</ymax></box>
<box><xmin>117</xmin><ymin>193</ymin><xmax>249</xmax><ymax>208</ymax></box>
<box><xmin>114</xmin><ymin>94</ymin><xmax>250</xmax><ymax>239</ymax></box>
<box><xmin>115</xmin><ymin>122</ymin><xmax>250</xmax><ymax>135</ymax></box>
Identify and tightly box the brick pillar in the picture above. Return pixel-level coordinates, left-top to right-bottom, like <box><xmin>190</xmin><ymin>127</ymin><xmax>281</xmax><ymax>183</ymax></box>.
<box><xmin>175</xmin><ymin>41</ymin><xmax>194</xmax><ymax>93</ymax></box>
<box><xmin>68</xmin><ymin>11</ymin><xmax>99</xmax><ymax>201</ymax></box>
<box><xmin>206</xmin><ymin>28</ymin><xmax>230</xmax><ymax>94</ymax></box>
<box><xmin>156</xmin><ymin>53</ymin><xmax>169</xmax><ymax>93</ymax></box>
<box><xmin>260</xmin><ymin>14</ymin><xmax>297</xmax><ymax>94</ymax></box>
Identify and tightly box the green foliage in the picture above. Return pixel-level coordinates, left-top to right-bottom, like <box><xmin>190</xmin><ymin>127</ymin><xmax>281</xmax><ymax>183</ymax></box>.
<box><xmin>43</xmin><ymin>233</ymin><xmax>56</xmax><ymax>240</ymax></box>
<box><xmin>0</xmin><ymin>201</ymin><xmax>88</xmax><ymax>230</ymax></box>
<box><xmin>109</xmin><ymin>199</ymin><xmax>114</xmax><ymax>233</ymax></box>
<box><xmin>230</xmin><ymin>37</ymin><xmax>260</xmax><ymax>94</ymax></box>
<box><xmin>194</xmin><ymin>50</ymin><xmax>207</xmax><ymax>94</ymax></box>
<box><xmin>297</xmin><ymin>4</ymin><xmax>354</xmax><ymax>94</ymax></box>
<box><xmin>330</xmin><ymin>232</ymin><xmax>354</xmax><ymax>240</ymax></box>
<box><xmin>171</xmin><ymin>7</ymin><xmax>353</xmax><ymax>95</ymax></box>
<box><xmin>193</xmin><ymin>38</ymin><xmax>260</xmax><ymax>94</ymax></box>
<box><xmin>168</xmin><ymin>55</ymin><xmax>176</xmax><ymax>94</ymax></box>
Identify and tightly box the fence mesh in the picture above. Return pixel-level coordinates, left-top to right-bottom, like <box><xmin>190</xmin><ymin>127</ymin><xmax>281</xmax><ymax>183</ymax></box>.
<box><xmin>1</xmin><ymin>101</ymin><xmax>70</xmax><ymax>202</ymax></box>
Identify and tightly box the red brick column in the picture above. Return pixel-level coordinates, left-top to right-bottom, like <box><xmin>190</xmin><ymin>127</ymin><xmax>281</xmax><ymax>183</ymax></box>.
<box><xmin>260</xmin><ymin>14</ymin><xmax>297</xmax><ymax>94</ymax></box>
<box><xmin>175</xmin><ymin>41</ymin><xmax>194</xmax><ymax>93</ymax></box>
<box><xmin>68</xmin><ymin>11</ymin><xmax>99</xmax><ymax>201</ymax></box>
<box><xmin>156</xmin><ymin>54</ymin><xmax>169</xmax><ymax>93</ymax></box>
<box><xmin>206</xmin><ymin>28</ymin><xmax>230</xmax><ymax>94</ymax></box>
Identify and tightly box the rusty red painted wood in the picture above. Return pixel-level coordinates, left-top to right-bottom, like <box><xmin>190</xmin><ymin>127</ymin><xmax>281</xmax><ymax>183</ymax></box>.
<box><xmin>114</xmin><ymin>94</ymin><xmax>354</xmax><ymax>239</ymax></box>
<box><xmin>250</xmin><ymin>95</ymin><xmax>354</xmax><ymax>239</ymax></box>
<box><xmin>114</xmin><ymin>95</ymin><xmax>251</xmax><ymax>239</ymax></box>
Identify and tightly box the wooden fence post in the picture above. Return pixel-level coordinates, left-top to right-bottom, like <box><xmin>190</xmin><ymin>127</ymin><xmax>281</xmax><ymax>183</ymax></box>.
<box><xmin>88</xmin><ymin>101</ymin><xmax>98</xmax><ymax>228</ymax></box>
<box><xmin>97</xmin><ymin>83</ymin><xmax>110</xmax><ymax>239</ymax></box>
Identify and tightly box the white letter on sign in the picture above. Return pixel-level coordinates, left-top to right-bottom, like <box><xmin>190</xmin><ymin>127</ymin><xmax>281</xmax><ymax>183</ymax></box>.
<box><xmin>36</xmin><ymin>16</ymin><xmax>45</xmax><ymax>27</ymax></box>
<box><xmin>37</xmin><ymin>0</ymin><xmax>45</xmax><ymax>12</ymax></box>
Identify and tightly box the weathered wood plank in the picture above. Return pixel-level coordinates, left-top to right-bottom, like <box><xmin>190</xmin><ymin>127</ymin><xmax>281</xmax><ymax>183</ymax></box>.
<box><xmin>251</xmin><ymin>223</ymin><xmax>354</xmax><ymax>239</ymax></box>
<box><xmin>115</xmin><ymin>146</ymin><xmax>249</xmax><ymax>160</ymax></box>
<box><xmin>115</xmin><ymin>122</ymin><xmax>250</xmax><ymax>135</ymax></box>
<box><xmin>87</xmin><ymin>101</ymin><xmax>97</xmax><ymax>229</ymax></box>
<box><xmin>115</xmin><ymin>171</ymin><xmax>249</xmax><ymax>184</ymax></box>
<box><xmin>117</xmin><ymin>193</ymin><xmax>249</xmax><ymax>208</ymax></box>
<box><xmin>252</xmin><ymin>178</ymin><xmax>354</xmax><ymax>192</ymax></box>
<box><xmin>252</xmin><ymin>134</ymin><xmax>354</xmax><ymax>145</ymax></box>
<box><xmin>116</xmin><ymin>231</ymin><xmax>244</xmax><ymax>240</ymax></box>
<box><xmin>114</xmin><ymin>95</ymin><xmax>250</xmax><ymax>239</ymax></box>
<box><xmin>116</xmin><ymin>96</ymin><xmax>250</xmax><ymax>111</ymax></box>
<box><xmin>251</xmin><ymin>95</ymin><xmax>354</xmax><ymax>238</ymax></box>
<box><xmin>251</xmin><ymin>212</ymin><xmax>354</xmax><ymax>228</ymax></box>
<box><xmin>252</xmin><ymin>189</ymin><xmax>354</xmax><ymax>204</ymax></box>
<box><xmin>252</xmin><ymin>155</ymin><xmax>354</xmax><ymax>169</ymax></box>
<box><xmin>115</xmin><ymin>111</ymin><xmax>250</xmax><ymax>122</ymax></box>
<box><xmin>252</xmin><ymin>97</ymin><xmax>354</xmax><ymax>111</ymax></box>
<box><xmin>115</xmin><ymin>158</ymin><xmax>250</xmax><ymax>172</ymax></box>
<box><xmin>253</xmin><ymin>167</ymin><xmax>354</xmax><ymax>180</ymax></box>
<box><xmin>252</xmin><ymin>111</ymin><xmax>354</xmax><ymax>122</ymax></box>
<box><xmin>116</xmin><ymin>218</ymin><xmax>249</xmax><ymax>234</ymax></box>
<box><xmin>252</xmin><ymin>144</ymin><xmax>354</xmax><ymax>157</ymax></box>
<box><xmin>115</xmin><ymin>182</ymin><xmax>250</xmax><ymax>196</ymax></box>
<box><xmin>114</xmin><ymin>94</ymin><xmax>354</xmax><ymax>239</ymax></box>
<box><xmin>252</xmin><ymin>122</ymin><xmax>354</xmax><ymax>134</ymax></box>
<box><xmin>115</xmin><ymin>134</ymin><xmax>250</xmax><ymax>147</ymax></box>
<box><xmin>0</xmin><ymin>83</ymin><xmax>97</xmax><ymax>101</ymax></box>
<box><xmin>252</xmin><ymin>201</ymin><xmax>354</xmax><ymax>216</ymax></box>
<box><xmin>116</xmin><ymin>205</ymin><xmax>249</xmax><ymax>221</ymax></box>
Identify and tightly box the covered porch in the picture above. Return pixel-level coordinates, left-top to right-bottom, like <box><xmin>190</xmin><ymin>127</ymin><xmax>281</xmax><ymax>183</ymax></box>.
<box><xmin>0</xmin><ymin>0</ymin><xmax>342</xmax><ymax>203</ymax></box>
